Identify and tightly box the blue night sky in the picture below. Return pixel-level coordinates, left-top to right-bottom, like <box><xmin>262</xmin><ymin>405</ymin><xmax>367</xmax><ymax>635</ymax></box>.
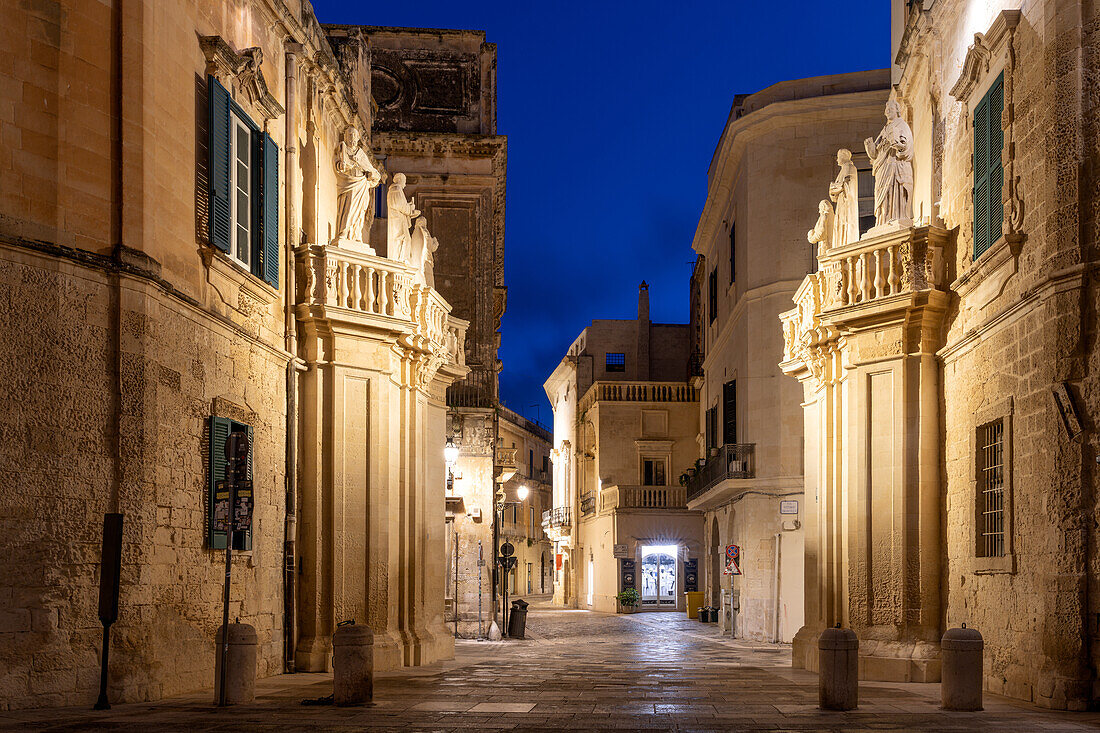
<box><xmin>311</xmin><ymin>0</ymin><xmax>891</xmax><ymax>426</ymax></box>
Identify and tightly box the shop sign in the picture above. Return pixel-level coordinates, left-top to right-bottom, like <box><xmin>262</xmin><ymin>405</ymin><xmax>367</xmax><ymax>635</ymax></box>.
<box><xmin>612</xmin><ymin>544</ymin><xmax>628</xmax><ymax>558</ymax></box>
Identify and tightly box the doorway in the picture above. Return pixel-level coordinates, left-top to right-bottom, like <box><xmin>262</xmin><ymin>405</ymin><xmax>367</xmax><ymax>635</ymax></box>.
<box><xmin>587</xmin><ymin>557</ymin><xmax>594</xmax><ymax>606</ymax></box>
<box><xmin>640</xmin><ymin>545</ymin><xmax>678</xmax><ymax>609</ymax></box>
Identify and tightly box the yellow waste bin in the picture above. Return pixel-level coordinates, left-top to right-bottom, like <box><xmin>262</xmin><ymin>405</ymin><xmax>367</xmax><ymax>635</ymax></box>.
<box><xmin>684</xmin><ymin>591</ymin><xmax>704</xmax><ymax>619</ymax></box>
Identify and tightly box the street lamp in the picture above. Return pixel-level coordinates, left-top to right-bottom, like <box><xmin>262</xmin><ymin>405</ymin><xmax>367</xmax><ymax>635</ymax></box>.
<box><xmin>444</xmin><ymin>438</ymin><xmax>459</xmax><ymax>495</ymax></box>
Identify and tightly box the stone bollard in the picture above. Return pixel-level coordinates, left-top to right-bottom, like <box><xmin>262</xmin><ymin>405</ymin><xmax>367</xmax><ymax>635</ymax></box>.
<box><xmin>818</xmin><ymin>626</ymin><xmax>859</xmax><ymax>710</ymax></box>
<box><xmin>941</xmin><ymin>625</ymin><xmax>983</xmax><ymax>711</ymax></box>
<box><xmin>213</xmin><ymin>623</ymin><xmax>257</xmax><ymax>704</ymax></box>
<box><xmin>332</xmin><ymin>624</ymin><xmax>374</xmax><ymax>705</ymax></box>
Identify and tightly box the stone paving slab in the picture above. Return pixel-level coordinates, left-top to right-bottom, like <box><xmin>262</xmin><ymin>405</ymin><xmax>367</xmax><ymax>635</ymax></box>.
<box><xmin>3</xmin><ymin>608</ymin><xmax>1100</xmax><ymax>731</ymax></box>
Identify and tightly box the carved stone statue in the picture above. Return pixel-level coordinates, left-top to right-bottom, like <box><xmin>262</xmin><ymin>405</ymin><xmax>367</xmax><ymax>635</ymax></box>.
<box><xmin>420</xmin><ymin>219</ymin><xmax>439</xmax><ymax>288</ymax></box>
<box><xmin>386</xmin><ymin>173</ymin><xmax>420</xmax><ymax>262</ymax></box>
<box><xmin>333</xmin><ymin>126</ymin><xmax>381</xmax><ymax>248</ymax></box>
<box><xmin>807</xmin><ymin>200</ymin><xmax>834</xmax><ymax>259</ymax></box>
<box><xmin>864</xmin><ymin>96</ymin><xmax>914</xmax><ymax>230</ymax></box>
<box><xmin>829</xmin><ymin>149</ymin><xmax>860</xmax><ymax>246</ymax></box>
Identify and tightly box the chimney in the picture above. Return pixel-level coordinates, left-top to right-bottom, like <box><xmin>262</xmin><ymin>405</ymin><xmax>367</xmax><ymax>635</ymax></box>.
<box><xmin>637</xmin><ymin>281</ymin><xmax>650</xmax><ymax>380</ymax></box>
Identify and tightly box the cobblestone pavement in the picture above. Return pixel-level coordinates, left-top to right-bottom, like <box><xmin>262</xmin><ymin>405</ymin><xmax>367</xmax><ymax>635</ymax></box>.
<box><xmin>5</xmin><ymin>607</ymin><xmax>1100</xmax><ymax>731</ymax></box>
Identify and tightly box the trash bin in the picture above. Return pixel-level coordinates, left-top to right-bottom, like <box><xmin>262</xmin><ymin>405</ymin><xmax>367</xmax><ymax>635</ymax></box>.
<box><xmin>508</xmin><ymin>599</ymin><xmax>529</xmax><ymax>639</ymax></box>
<box><xmin>706</xmin><ymin>607</ymin><xmax>719</xmax><ymax>623</ymax></box>
<box><xmin>697</xmin><ymin>606</ymin><xmax>708</xmax><ymax>622</ymax></box>
<box><xmin>684</xmin><ymin>591</ymin><xmax>704</xmax><ymax>619</ymax></box>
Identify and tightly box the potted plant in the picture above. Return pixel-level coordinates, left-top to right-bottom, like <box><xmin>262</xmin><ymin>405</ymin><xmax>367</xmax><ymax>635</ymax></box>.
<box><xmin>616</xmin><ymin>588</ymin><xmax>640</xmax><ymax>613</ymax></box>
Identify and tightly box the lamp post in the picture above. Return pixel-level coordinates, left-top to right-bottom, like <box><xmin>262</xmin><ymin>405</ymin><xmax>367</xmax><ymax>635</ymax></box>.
<box><xmin>497</xmin><ymin>485</ymin><xmax>529</xmax><ymax>637</ymax></box>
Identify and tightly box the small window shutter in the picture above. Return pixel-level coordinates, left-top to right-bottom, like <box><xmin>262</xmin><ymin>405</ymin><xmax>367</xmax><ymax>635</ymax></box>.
<box><xmin>207</xmin><ymin>416</ymin><xmax>231</xmax><ymax>549</ymax></box>
<box><xmin>207</xmin><ymin>77</ymin><xmax>232</xmax><ymax>253</ymax></box>
<box><xmin>255</xmin><ymin>132</ymin><xmax>280</xmax><ymax>289</ymax></box>
<box><xmin>723</xmin><ymin>380</ymin><xmax>737</xmax><ymax>445</ymax></box>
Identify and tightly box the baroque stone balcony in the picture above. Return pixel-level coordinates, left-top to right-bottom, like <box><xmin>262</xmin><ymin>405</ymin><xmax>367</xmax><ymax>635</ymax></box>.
<box><xmin>294</xmin><ymin>241</ymin><xmax>468</xmax><ymax>380</ymax></box>
<box><xmin>578</xmin><ymin>380</ymin><xmax>697</xmax><ymax>413</ymax></box>
<box><xmin>541</xmin><ymin>506</ymin><xmax>571</xmax><ymax>539</ymax></box>
<box><xmin>685</xmin><ymin>444</ymin><xmax>756</xmax><ymax>502</ymax></box>
<box><xmin>600</xmin><ymin>485</ymin><xmax>688</xmax><ymax>511</ymax></box>
<box><xmin>780</xmin><ymin>225</ymin><xmax>952</xmax><ymax>383</ymax></box>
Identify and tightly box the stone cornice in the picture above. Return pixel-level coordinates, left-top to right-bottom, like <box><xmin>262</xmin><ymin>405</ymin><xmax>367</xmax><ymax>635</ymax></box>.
<box><xmin>199</xmin><ymin>35</ymin><xmax>285</xmax><ymax>122</ymax></box>
<box><xmin>694</xmin><ymin>89</ymin><xmax>889</xmax><ymax>257</ymax></box>
<box><xmin>948</xmin><ymin>10</ymin><xmax>1021</xmax><ymax>105</ymax></box>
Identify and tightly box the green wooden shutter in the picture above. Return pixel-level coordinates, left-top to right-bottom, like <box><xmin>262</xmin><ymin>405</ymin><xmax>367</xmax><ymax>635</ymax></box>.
<box><xmin>208</xmin><ymin>417</ymin><xmax>253</xmax><ymax>551</ymax></box>
<box><xmin>987</xmin><ymin>75</ymin><xmax>1005</xmax><ymax>247</ymax></box>
<box><xmin>208</xmin><ymin>416</ymin><xmax>231</xmax><ymax>549</ymax></box>
<box><xmin>260</xmin><ymin>133</ymin><xmax>280</xmax><ymax>289</ymax></box>
<box><xmin>973</xmin><ymin>72</ymin><xmax>1005</xmax><ymax>259</ymax></box>
<box><xmin>207</xmin><ymin>77</ymin><xmax>232</xmax><ymax>253</ymax></box>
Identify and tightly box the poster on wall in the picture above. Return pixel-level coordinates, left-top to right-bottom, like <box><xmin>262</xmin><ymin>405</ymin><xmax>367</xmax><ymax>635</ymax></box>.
<box><xmin>723</xmin><ymin>544</ymin><xmax>742</xmax><ymax>575</ymax></box>
<box><xmin>620</xmin><ymin>559</ymin><xmax>636</xmax><ymax>590</ymax></box>
<box><xmin>684</xmin><ymin>558</ymin><xmax>698</xmax><ymax>592</ymax></box>
<box><xmin>555</xmin><ymin>553</ymin><xmax>563</xmax><ymax>571</ymax></box>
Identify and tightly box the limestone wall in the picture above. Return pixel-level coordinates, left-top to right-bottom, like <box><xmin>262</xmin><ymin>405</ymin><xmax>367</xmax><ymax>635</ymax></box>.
<box><xmin>897</xmin><ymin>0</ymin><xmax>1100</xmax><ymax>708</ymax></box>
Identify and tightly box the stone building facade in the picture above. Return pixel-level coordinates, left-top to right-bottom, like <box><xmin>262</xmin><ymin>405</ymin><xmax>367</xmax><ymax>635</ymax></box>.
<box><xmin>780</xmin><ymin>0</ymin><xmax>1100</xmax><ymax>710</ymax></box>
<box><xmin>0</xmin><ymin>0</ymin><xmax>472</xmax><ymax>710</ymax></box>
<box><xmin>497</xmin><ymin>408</ymin><xmax>554</xmax><ymax>598</ymax></box>
<box><xmin>544</xmin><ymin>284</ymin><xmax>703</xmax><ymax>613</ymax></box>
<box><xmin>688</xmin><ymin>71</ymin><xmax>890</xmax><ymax>643</ymax></box>
<box><xmin>351</xmin><ymin>25</ymin><xmax>509</xmax><ymax>638</ymax></box>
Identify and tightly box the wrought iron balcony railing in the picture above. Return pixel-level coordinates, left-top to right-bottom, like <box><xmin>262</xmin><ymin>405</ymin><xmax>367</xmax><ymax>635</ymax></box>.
<box><xmin>447</xmin><ymin>367</ymin><xmax>496</xmax><ymax>409</ymax></box>
<box><xmin>686</xmin><ymin>443</ymin><xmax>756</xmax><ymax>502</ymax></box>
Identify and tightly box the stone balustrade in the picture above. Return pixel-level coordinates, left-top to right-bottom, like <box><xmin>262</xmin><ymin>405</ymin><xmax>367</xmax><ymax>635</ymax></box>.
<box><xmin>295</xmin><ymin>241</ymin><xmax>467</xmax><ymax>372</ymax></box>
<box><xmin>578</xmin><ymin>381</ymin><xmax>697</xmax><ymax>413</ymax></box>
<box><xmin>599</xmin><ymin>485</ymin><xmax>688</xmax><ymax>511</ymax></box>
<box><xmin>782</xmin><ymin>226</ymin><xmax>951</xmax><ymax>366</ymax></box>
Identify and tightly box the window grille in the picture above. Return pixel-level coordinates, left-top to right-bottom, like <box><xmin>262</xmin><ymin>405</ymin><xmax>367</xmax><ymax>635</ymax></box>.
<box><xmin>605</xmin><ymin>352</ymin><xmax>625</xmax><ymax>372</ymax></box>
<box><xmin>977</xmin><ymin>419</ymin><xmax>1005</xmax><ymax>557</ymax></box>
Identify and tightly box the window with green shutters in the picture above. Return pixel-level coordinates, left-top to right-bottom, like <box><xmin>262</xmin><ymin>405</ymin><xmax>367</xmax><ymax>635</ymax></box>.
<box><xmin>207</xmin><ymin>416</ymin><xmax>253</xmax><ymax>551</ymax></box>
<box><xmin>207</xmin><ymin>76</ymin><xmax>280</xmax><ymax>289</ymax></box>
<box><xmin>972</xmin><ymin>72</ymin><xmax>1005</xmax><ymax>260</ymax></box>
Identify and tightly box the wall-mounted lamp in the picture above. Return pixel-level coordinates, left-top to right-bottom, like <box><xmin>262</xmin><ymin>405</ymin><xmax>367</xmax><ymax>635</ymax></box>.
<box><xmin>516</xmin><ymin>485</ymin><xmax>529</xmax><ymax>502</ymax></box>
<box><xmin>444</xmin><ymin>437</ymin><xmax>459</xmax><ymax>467</ymax></box>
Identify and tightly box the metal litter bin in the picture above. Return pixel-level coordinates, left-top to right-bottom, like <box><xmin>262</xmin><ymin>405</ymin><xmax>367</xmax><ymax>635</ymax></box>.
<box><xmin>507</xmin><ymin>599</ymin><xmax>529</xmax><ymax>639</ymax></box>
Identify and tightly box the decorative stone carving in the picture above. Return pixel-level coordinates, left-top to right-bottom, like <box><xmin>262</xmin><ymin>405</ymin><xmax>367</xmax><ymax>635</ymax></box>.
<box><xmin>807</xmin><ymin>200</ymin><xmax>834</xmax><ymax>259</ymax></box>
<box><xmin>333</xmin><ymin>126</ymin><xmax>382</xmax><ymax>251</ymax></box>
<box><xmin>386</xmin><ymin>173</ymin><xmax>420</xmax><ymax>263</ymax></box>
<box><xmin>199</xmin><ymin>36</ymin><xmax>284</xmax><ymax>122</ymax></box>
<box><xmin>409</xmin><ymin>217</ymin><xmax>440</xmax><ymax>288</ymax></box>
<box><xmin>864</xmin><ymin>95</ymin><xmax>914</xmax><ymax>231</ymax></box>
<box><xmin>829</xmin><ymin>149</ymin><xmax>860</xmax><ymax>247</ymax></box>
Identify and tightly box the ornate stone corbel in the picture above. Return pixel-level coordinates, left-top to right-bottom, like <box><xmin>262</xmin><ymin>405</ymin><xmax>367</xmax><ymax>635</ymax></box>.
<box><xmin>199</xmin><ymin>36</ymin><xmax>285</xmax><ymax>122</ymax></box>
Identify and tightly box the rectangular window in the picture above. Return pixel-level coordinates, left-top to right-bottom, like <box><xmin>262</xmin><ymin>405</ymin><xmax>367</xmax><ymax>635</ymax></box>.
<box><xmin>207</xmin><ymin>416</ymin><xmax>253</xmax><ymax>551</ymax></box>
<box><xmin>708</xmin><ymin>269</ymin><xmax>718</xmax><ymax>324</ymax></box>
<box><xmin>857</xmin><ymin>166</ymin><xmax>875</xmax><ymax>237</ymax></box>
<box><xmin>729</xmin><ymin>221</ymin><xmax>736</xmax><ymax>284</ymax></box>
<box><xmin>528</xmin><ymin>448</ymin><xmax>534</xmax><ymax>475</ymax></box>
<box><xmin>976</xmin><ymin>419</ymin><xmax>1005</xmax><ymax>558</ymax></box>
<box><xmin>605</xmin><ymin>352</ymin><xmax>625</xmax><ymax>372</ymax></box>
<box><xmin>973</xmin><ymin>72</ymin><xmax>1005</xmax><ymax>259</ymax></box>
<box><xmin>722</xmin><ymin>379</ymin><xmax>737</xmax><ymax>445</ymax></box>
<box><xmin>375</xmin><ymin>182</ymin><xmax>387</xmax><ymax>219</ymax></box>
<box><xmin>207</xmin><ymin>76</ymin><xmax>280</xmax><ymax>289</ymax></box>
<box><xmin>705</xmin><ymin>405</ymin><xmax>718</xmax><ymax>451</ymax></box>
<box><xmin>230</xmin><ymin>113</ymin><xmax>252</xmax><ymax>269</ymax></box>
<box><xmin>643</xmin><ymin>458</ymin><xmax>667</xmax><ymax>486</ymax></box>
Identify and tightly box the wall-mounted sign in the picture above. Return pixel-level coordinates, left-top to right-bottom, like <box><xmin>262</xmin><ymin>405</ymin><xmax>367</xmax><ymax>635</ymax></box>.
<box><xmin>555</xmin><ymin>553</ymin><xmax>563</xmax><ymax>571</ymax></box>
<box><xmin>620</xmin><ymin>559</ymin><xmax>636</xmax><ymax>590</ymax></box>
<box><xmin>613</xmin><ymin>544</ymin><xmax>628</xmax><ymax>558</ymax></box>
<box><xmin>723</xmin><ymin>544</ymin><xmax>742</xmax><ymax>575</ymax></box>
<box><xmin>684</xmin><ymin>558</ymin><xmax>698</xmax><ymax>592</ymax></box>
<box><xmin>780</xmin><ymin>500</ymin><xmax>799</xmax><ymax>515</ymax></box>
